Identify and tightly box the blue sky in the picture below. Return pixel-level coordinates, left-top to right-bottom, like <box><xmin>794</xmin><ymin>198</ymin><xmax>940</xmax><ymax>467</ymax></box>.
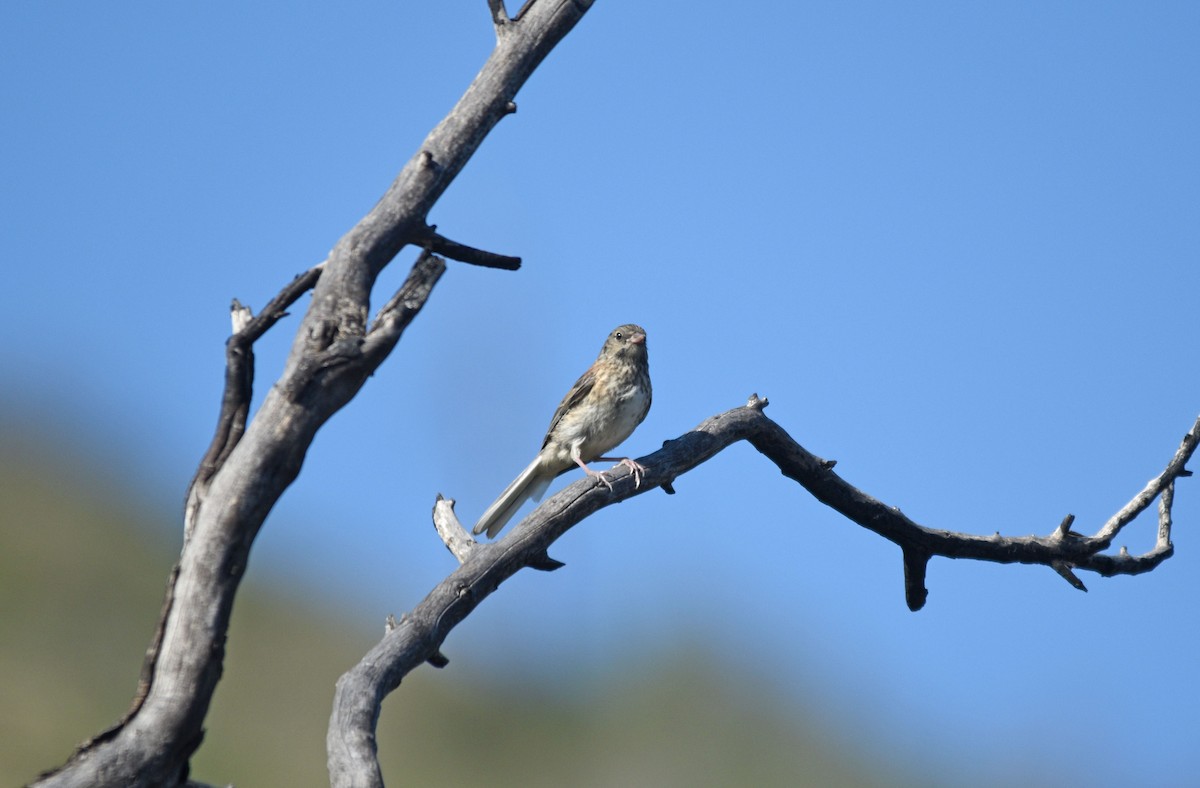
<box><xmin>3</xmin><ymin>2</ymin><xmax>1199</xmax><ymax>785</ymax></box>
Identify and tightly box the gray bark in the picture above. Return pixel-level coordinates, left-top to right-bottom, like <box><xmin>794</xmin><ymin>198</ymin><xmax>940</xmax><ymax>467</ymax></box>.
<box><xmin>32</xmin><ymin>2</ymin><xmax>593</xmax><ymax>786</ymax></box>
<box><xmin>328</xmin><ymin>395</ymin><xmax>1197</xmax><ymax>784</ymax></box>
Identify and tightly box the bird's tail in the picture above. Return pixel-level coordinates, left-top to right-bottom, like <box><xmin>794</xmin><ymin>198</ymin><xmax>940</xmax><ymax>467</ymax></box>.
<box><xmin>473</xmin><ymin>456</ymin><xmax>554</xmax><ymax>538</ymax></box>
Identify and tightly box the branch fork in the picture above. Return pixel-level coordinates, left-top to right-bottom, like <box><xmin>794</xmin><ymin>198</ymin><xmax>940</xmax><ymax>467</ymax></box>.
<box><xmin>37</xmin><ymin>2</ymin><xmax>599</xmax><ymax>785</ymax></box>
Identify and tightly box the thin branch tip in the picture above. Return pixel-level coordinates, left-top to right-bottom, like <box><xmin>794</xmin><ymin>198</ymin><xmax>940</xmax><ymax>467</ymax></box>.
<box><xmin>229</xmin><ymin>299</ymin><xmax>253</xmax><ymax>333</ymax></box>
<box><xmin>420</xmin><ymin>226</ymin><xmax>521</xmax><ymax>270</ymax></box>
<box><xmin>1052</xmin><ymin>561</ymin><xmax>1088</xmax><ymax>592</ymax></box>
<box><xmin>902</xmin><ymin>549</ymin><xmax>930</xmax><ymax>612</ymax></box>
<box><xmin>433</xmin><ymin>494</ymin><xmax>477</xmax><ymax>564</ymax></box>
<box><xmin>529</xmin><ymin>553</ymin><xmax>566</xmax><ymax>572</ymax></box>
<box><xmin>905</xmin><ymin>590</ymin><xmax>928</xmax><ymax>612</ymax></box>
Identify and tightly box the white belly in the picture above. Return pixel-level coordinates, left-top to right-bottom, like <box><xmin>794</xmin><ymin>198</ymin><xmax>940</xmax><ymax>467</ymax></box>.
<box><xmin>552</xmin><ymin>379</ymin><xmax>650</xmax><ymax>465</ymax></box>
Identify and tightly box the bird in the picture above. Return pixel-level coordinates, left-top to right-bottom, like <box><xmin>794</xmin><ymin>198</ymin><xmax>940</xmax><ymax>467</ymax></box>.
<box><xmin>473</xmin><ymin>324</ymin><xmax>652</xmax><ymax>539</ymax></box>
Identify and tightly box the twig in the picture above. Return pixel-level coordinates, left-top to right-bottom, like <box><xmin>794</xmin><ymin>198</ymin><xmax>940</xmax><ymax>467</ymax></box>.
<box><xmin>364</xmin><ymin>250</ymin><xmax>447</xmax><ymax>356</ymax></box>
<box><xmin>185</xmin><ymin>263</ymin><xmax>324</xmax><ymax>537</ymax></box>
<box><xmin>432</xmin><ymin>495</ymin><xmax>477</xmax><ymax>563</ymax></box>
<box><xmin>417</xmin><ymin>225</ymin><xmax>521</xmax><ymax>270</ymax></box>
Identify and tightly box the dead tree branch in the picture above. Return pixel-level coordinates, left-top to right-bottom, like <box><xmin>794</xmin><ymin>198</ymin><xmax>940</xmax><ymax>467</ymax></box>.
<box><xmin>416</xmin><ymin>224</ymin><xmax>522</xmax><ymax>270</ymax></box>
<box><xmin>184</xmin><ymin>263</ymin><xmax>326</xmax><ymax>540</ymax></box>
<box><xmin>328</xmin><ymin>397</ymin><xmax>1198</xmax><ymax>782</ymax></box>
<box><xmin>33</xmin><ymin>2</ymin><xmax>593</xmax><ymax>786</ymax></box>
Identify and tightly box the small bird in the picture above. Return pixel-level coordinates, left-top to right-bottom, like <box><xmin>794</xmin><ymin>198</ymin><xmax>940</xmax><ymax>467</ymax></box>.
<box><xmin>473</xmin><ymin>324</ymin><xmax>652</xmax><ymax>538</ymax></box>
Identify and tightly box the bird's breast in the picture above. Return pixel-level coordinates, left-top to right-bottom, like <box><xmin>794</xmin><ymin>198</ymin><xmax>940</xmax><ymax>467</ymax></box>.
<box><xmin>550</xmin><ymin>376</ymin><xmax>650</xmax><ymax>463</ymax></box>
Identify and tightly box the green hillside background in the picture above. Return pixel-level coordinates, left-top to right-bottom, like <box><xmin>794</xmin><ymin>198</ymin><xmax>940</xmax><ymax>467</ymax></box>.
<box><xmin>0</xmin><ymin>422</ymin><xmax>918</xmax><ymax>787</ymax></box>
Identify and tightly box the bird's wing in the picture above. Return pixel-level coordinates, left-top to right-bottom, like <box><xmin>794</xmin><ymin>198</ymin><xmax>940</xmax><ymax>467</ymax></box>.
<box><xmin>542</xmin><ymin>365</ymin><xmax>595</xmax><ymax>449</ymax></box>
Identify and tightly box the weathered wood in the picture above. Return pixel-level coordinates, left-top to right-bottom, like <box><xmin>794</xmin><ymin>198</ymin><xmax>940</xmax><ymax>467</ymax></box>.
<box><xmin>33</xmin><ymin>2</ymin><xmax>592</xmax><ymax>785</ymax></box>
<box><xmin>329</xmin><ymin>397</ymin><xmax>1197</xmax><ymax>783</ymax></box>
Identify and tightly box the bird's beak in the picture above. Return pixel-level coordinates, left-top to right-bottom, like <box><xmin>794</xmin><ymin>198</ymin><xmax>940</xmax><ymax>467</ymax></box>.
<box><xmin>630</xmin><ymin>332</ymin><xmax>646</xmax><ymax>345</ymax></box>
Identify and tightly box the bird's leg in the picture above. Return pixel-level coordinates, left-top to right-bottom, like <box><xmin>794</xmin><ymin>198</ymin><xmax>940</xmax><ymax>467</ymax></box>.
<box><xmin>573</xmin><ymin>456</ymin><xmax>615</xmax><ymax>491</ymax></box>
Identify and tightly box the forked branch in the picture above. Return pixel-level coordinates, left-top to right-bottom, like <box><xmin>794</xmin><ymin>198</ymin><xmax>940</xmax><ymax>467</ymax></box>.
<box><xmin>34</xmin><ymin>1</ymin><xmax>594</xmax><ymax>786</ymax></box>
<box><xmin>328</xmin><ymin>397</ymin><xmax>1198</xmax><ymax>782</ymax></box>
<box><xmin>184</xmin><ymin>263</ymin><xmax>325</xmax><ymax>537</ymax></box>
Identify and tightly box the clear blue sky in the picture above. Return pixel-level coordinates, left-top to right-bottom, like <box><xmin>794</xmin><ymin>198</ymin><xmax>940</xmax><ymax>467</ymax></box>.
<box><xmin>3</xmin><ymin>2</ymin><xmax>1199</xmax><ymax>785</ymax></box>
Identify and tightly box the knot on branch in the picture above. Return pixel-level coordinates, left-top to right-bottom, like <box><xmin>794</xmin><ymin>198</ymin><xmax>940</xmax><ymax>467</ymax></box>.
<box><xmin>747</xmin><ymin>393</ymin><xmax>769</xmax><ymax>410</ymax></box>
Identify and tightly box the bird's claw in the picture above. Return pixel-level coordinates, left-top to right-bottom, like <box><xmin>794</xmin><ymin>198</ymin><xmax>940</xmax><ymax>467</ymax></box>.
<box><xmin>618</xmin><ymin>458</ymin><xmax>647</xmax><ymax>490</ymax></box>
<box><xmin>587</xmin><ymin>458</ymin><xmax>648</xmax><ymax>492</ymax></box>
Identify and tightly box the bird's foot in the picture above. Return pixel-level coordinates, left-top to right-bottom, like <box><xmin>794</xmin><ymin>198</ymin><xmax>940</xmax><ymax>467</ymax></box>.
<box><xmin>587</xmin><ymin>465</ymin><xmax>616</xmax><ymax>492</ymax></box>
<box><xmin>616</xmin><ymin>457</ymin><xmax>647</xmax><ymax>489</ymax></box>
<box><xmin>580</xmin><ymin>457</ymin><xmax>648</xmax><ymax>492</ymax></box>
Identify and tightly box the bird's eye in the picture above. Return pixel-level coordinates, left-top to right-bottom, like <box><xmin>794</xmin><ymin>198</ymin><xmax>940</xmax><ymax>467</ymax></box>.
<box><xmin>615</xmin><ymin>331</ymin><xmax>623</xmax><ymax>339</ymax></box>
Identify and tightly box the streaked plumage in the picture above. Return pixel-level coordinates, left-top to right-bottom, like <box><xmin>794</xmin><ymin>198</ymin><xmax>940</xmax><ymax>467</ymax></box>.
<box><xmin>473</xmin><ymin>324</ymin><xmax>652</xmax><ymax>538</ymax></box>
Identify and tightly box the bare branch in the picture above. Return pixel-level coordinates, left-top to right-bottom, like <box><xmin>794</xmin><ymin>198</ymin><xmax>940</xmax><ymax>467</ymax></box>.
<box><xmin>297</xmin><ymin>0</ymin><xmax>595</xmax><ymax>352</ymax></box>
<box><xmin>1054</xmin><ymin>513</ymin><xmax>1075</xmax><ymax>539</ymax></box>
<box><xmin>1158</xmin><ymin>480</ymin><xmax>1175</xmax><ymax>546</ymax></box>
<box><xmin>417</xmin><ymin>225</ymin><xmax>521</xmax><ymax>270</ymax></box>
<box><xmin>184</xmin><ymin>264</ymin><xmax>324</xmax><ymax>538</ymax></box>
<box><xmin>363</xmin><ymin>250</ymin><xmax>446</xmax><ymax>358</ymax></box>
<box><xmin>1095</xmin><ymin>422</ymin><xmax>1196</xmax><ymax>544</ymax></box>
<box><xmin>35</xmin><ymin>1</ymin><xmax>596</xmax><ymax>785</ymax></box>
<box><xmin>328</xmin><ymin>404</ymin><xmax>1198</xmax><ymax>780</ymax></box>
<box><xmin>432</xmin><ymin>494</ymin><xmax>477</xmax><ymax>563</ymax></box>
<box><xmin>1076</xmin><ymin>476</ymin><xmax>1178</xmax><ymax>578</ymax></box>
<box><xmin>1051</xmin><ymin>560</ymin><xmax>1088</xmax><ymax>592</ymax></box>
<box><xmin>238</xmin><ymin>262</ymin><xmax>326</xmax><ymax>343</ymax></box>
<box><xmin>902</xmin><ymin>548</ymin><xmax>931</xmax><ymax>611</ymax></box>
<box><xmin>229</xmin><ymin>300</ymin><xmax>252</xmax><ymax>333</ymax></box>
